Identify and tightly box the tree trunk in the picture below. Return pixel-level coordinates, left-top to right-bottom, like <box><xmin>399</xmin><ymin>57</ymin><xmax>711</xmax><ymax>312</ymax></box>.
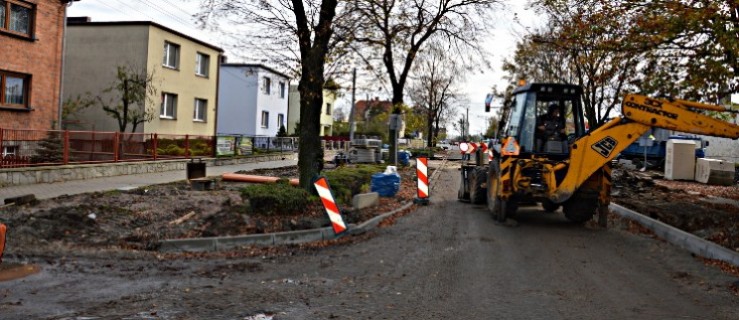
<box><xmin>121</xmin><ymin>79</ymin><xmax>129</xmax><ymax>132</ymax></box>
<box><xmin>297</xmin><ymin>66</ymin><xmax>325</xmax><ymax>190</ymax></box>
<box><xmin>292</xmin><ymin>0</ymin><xmax>337</xmax><ymax>191</ymax></box>
<box><xmin>426</xmin><ymin>115</ymin><xmax>434</xmax><ymax>147</ymax></box>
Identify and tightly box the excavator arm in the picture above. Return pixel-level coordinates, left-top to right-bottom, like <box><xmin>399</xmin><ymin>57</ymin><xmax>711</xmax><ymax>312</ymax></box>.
<box><xmin>550</xmin><ymin>94</ymin><xmax>739</xmax><ymax>203</ymax></box>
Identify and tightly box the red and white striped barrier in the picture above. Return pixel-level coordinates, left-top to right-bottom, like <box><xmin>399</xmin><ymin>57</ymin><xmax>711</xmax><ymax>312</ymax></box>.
<box><xmin>0</xmin><ymin>223</ymin><xmax>6</xmax><ymax>264</ymax></box>
<box><xmin>415</xmin><ymin>157</ymin><xmax>430</xmax><ymax>204</ymax></box>
<box><xmin>313</xmin><ymin>177</ymin><xmax>348</xmax><ymax>235</ymax></box>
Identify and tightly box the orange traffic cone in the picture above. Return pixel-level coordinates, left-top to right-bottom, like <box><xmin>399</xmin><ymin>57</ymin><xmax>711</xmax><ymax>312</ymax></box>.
<box><xmin>0</xmin><ymin>223</ymin><xmax>6</xmax><ymax>264</ymax></box>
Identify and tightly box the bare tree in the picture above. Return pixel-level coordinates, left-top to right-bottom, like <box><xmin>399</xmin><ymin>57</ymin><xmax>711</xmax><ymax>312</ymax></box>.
<box><xmin>197</xmin><ymin>0</ymin><xmax>345</xmax><ymax>189</ymax></box>
<box><xmin>409</xmin><ymin>43</ymin><xmax>460</xmax><ymax>147</ymax></box>
<box><xmin>350</xmin><ymin>0</ymin><xmax>500</xmax><ymax>157</ymax></box>
<box><xmin>351</xmin><ymin>0</ymin><xmax>499</xmax><ymax>106</ymax></box>
<box><xmin>95</xmin><ymin>65</ymin><xmax>158</xmax><ymax>133</ymax></box>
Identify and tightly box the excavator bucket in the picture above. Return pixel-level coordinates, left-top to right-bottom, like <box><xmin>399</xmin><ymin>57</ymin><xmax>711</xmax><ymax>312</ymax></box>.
<box><xmin>0</xmin><ymin>223</ymin><xmax>6</xmax><ymax>264</ymax></box>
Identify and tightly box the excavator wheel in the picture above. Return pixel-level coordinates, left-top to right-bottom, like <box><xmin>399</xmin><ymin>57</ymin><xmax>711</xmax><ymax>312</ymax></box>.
<box><xmin>469</xmin><ymin>167</ymin><xmax>488</xmax><ymax>205</ymax></box>
<box><xmin>541</xmin><ymin>199</ymin><xmax>560</xmax><ymax>212</ymax></box>
<box><xmin>457</xmin><ymin>168</ymin><xmax>470</xmax><ymax>202</ymax></box>
<box><xmin>499</xmin><ymin>197</ymin><xmax>518</xmax><ymax>221</ymax></box>
<box><xmin>562</xmin><ymin>191</ymin><xmax>597</xmax><ymax>223</ymax></box>
<box><xmin>487</xmin><ymin>161</ymin><xmax>501</xmax><ymax>219</ymax></box>
<box><xmin>487</xmin><ymin>161</ymin><xmax>517</xmax><ymax>221</ymax></box>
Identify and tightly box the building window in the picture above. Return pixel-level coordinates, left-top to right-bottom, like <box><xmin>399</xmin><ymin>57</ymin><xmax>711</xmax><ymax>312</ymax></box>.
<box><xmin>279</xmin><ymin>81</ymin><xmax>286</xmax><ymax>99</ymax></box>
<box><xmin>0</xmin><ymin>0</ymin><xmax>33</xmax><ymax>37</ymax></box>
<box><xmin>261</xmin><ymin>111</ymin><xmax>269</xmax><ymax>128</ymax></box>
<box><xmin>195</xmin><ymin>52</ymin><xmax>209</xmax><ymax>77</ymax></box>
<box><xmin>326</xmin><ymin>103</ymin><xmax>332</xmax><ymax>115</ymax></box>
<box><xmin>163</xmin><ymin>41</ymin><xmax>180</xmax><ymax>69</ymax></box>
<box><xmin>193</xmin><ymin>98</ymin><xmax>207</xmax><ymax>122</ymax></box>
<box><xmin>263</xmin><ymin>77</ymin><xmax>271</xmax><ymax>95</ymax></box>
<box><xmin>0</xmin><ymin>70</ymin><xmax>29</xmax><ymax>109</ymax></box>
<box><xmin>160</xmin><ymin>93</ymin><xmax>177</xmax><ymax>119</ymax></box>
<box><xmin>277</xmin><ymin>113</ymin><xmax>284</xmax><ymax>128</ymax></box>
<box><xmin>2</xmin><ymin>145</ymin><xmax>18</xmax><ymax>157</ymax></box>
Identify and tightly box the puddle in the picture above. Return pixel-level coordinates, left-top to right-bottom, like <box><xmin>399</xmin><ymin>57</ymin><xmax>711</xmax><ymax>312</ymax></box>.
<box><xmin>0</xmin><ymin>262</ymin><xmax>41</xmax><ymax>282</ymax></box>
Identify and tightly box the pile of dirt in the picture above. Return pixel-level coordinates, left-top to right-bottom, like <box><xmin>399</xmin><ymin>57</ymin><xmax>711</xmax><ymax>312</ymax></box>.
<box><xmin>611</xmin><ymin>167</ymin><xmax>739</xmax><ymax>251</ymax></box>
<box><xmin>0</xmin><ymin>165</ymin><xmax>418</xmax><ymax>254</ymax></box>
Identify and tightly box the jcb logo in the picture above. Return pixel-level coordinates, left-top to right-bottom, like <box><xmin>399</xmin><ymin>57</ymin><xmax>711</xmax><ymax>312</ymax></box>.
<box><xmin>591</xmin><ymin>136</ymin><xmax>618</xmax><ymax>158</ymax></box>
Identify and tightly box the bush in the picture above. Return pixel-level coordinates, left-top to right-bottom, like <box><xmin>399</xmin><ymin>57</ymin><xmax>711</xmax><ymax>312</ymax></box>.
<box><xmin>158</xmin><ymin>144</ymin><xmax>185</xmax><ymax>156</ymax></box>
<box><xmin>241</xmin><ymin>181</ymin><xmax>314</xmax><ymax>216</ymax></box>
<box><xmin>405</xmin><ymin>147</ymin><xmax>438</xmax><ymax>158</ymax></box>
<box><xmin>323</xmin><ymin>164</ymin><xmax>385</xmax><ymax>204</ymax></box>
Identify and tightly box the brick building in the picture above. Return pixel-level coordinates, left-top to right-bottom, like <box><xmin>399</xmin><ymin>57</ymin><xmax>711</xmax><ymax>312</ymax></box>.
<box><xmin>0</xmin><ymin>0</ymin><xmax>72</xmax><ymax>133</ymax></box>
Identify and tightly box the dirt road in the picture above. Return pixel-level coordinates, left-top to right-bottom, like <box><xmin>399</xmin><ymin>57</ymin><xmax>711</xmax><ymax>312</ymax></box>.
<box><xmin>1</xmin><ymin>163</ymin><xmax>737</xmax><ymax>319</ymax></box>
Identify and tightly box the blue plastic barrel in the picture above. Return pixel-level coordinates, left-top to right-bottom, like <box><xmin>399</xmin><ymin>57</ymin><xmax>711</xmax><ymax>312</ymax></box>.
<box><xmin>398</xmin><ymin>151</ymin><xmax>410</xmax><ymax>166</ymax></box>
<box><xmin>371</xmin><ymin>172</ymin><xmax>401</xmax><ymax>197</ymax></box>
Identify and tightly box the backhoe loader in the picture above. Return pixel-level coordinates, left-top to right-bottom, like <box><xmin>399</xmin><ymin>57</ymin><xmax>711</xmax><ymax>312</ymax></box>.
<box><xmin>458</xmin><ymin>83</ymin><xmax>739</xmax><ymax>224</ymax></box>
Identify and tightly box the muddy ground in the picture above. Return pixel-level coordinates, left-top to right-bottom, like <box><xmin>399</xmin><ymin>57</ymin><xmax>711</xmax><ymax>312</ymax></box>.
<box><xmin>611</xmin><ymin>167</ymin><xmax>739</xmax><ymax>252</ymax></box>
<box><xmin>0</xmin><ymin>161</ymin><xmax>736</xmax><ymax>258</ymax></box>
<box><xmin>0</xmin><ymin>165</ymin><xmax>417</xmax><ymax>256</ymax></box>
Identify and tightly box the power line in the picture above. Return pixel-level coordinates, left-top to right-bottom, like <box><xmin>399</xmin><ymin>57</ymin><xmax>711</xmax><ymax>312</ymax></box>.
<box><xmin>109</xmin><ymin>0</ymin><xmax>156</xmax><ymax>21</ymax></box>
<box><xmin>94</xmin><ymin>1</ymin><xmax>130</xmax><ymax>17</ymax></box>
<box><xmin>138</xmin><ymin>0</ymin><xmax>196</xmax><ymax>28</ymax></box>
<box><xmin>159</xmin><ymin>0</ymin><xmax>196</xmax><ymax>19</ymax></box>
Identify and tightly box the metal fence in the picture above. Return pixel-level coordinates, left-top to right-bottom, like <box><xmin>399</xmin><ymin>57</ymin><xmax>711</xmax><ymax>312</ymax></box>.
<box><xmin>0</xmin><ymin>128</ymin><xmax>218</xmax><ymax>168</ymax></box>
<box><xmin>0</xmin><ymin>128</ymin><xmax>346</xmax><ymax>169</ymax></box>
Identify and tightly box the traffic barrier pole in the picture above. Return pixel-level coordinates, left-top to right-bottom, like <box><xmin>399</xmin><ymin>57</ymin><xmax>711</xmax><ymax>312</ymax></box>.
<box><xmin>0</xmin><ymin>223</ymin><xmax>7</xmax><ymax>264</ymax></box>
<box><xmin>415</xmin><ymin>157</ymin><xmax>430</xmax><ymax>205</ymax></box>
<box><xmin>314</xmin><ymin>177</ymin><xmax>348</xmax><ymax>235</ymax></box>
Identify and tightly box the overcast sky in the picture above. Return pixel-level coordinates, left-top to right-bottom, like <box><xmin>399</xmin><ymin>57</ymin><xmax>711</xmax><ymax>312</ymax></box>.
<box><xmin>67</xmin><ymin>0</ymin><xmax>540</xmax><ymax>137</ymax></box>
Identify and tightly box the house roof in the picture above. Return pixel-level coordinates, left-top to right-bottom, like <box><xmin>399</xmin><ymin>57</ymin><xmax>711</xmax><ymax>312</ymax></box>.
<box><xmin>221</xmin><ymin>63</ymin><xmax>291</xmax><ymax>80</ymax></box>
<box><xmin>66</xmin><ymin>19</ymin><xmax>224</xmax><ymax>53</ymax></box>
<box><xmin>353</xmin><ymin>99</ymin><xmax>393</xmax><ymax>121</ymax></box>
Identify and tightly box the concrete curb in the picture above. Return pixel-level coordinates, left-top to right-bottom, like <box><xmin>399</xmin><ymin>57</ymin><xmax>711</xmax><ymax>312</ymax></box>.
<box><xmin>159</xmin><ymin>158</ymin><xmax>449</xmax><ymax>253</ymax></box>
<box><xmin>610</xmin><ymin>203</ymin><xmax>739</xmax><ymax>267</ymax></box>
<box><xmin>159</xmin><ymin>226</ymin><xmax>354</xmax><ymax>252</ymax></box>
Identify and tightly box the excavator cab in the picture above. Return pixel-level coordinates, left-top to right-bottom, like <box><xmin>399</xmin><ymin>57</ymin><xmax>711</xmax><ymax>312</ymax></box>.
<box><xmin>503</xmin><ymin>83</ymin><xmax>587</xmax><ymax>157</ymax></box>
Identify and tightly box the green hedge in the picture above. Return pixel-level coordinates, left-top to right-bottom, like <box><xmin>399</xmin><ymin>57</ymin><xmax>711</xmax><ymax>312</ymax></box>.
<box><xmin>323</xmin><ymin>164</ymin><xmax>385</xmax><ymax>204</ymax></box>
<box><xmin>241</xmin><ymin>181</ymin><xmax>315</xmax><ymax>216</ymax></box>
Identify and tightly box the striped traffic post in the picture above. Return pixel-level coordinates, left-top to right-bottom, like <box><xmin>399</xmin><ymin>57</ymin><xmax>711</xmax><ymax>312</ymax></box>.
<box><xmin>414</xmin><ymin>157</ymin><xmax>430</xmax><ymax>205</ymax></box>
<box><xmin>0</xmin><ymin>223</ymin><xmax>6</xmax><ymax>264</ymax></box>
<box><xmin>313</xmin><ymin>177</ymin><xmax>348</xmax><ymax>235</ymax></box>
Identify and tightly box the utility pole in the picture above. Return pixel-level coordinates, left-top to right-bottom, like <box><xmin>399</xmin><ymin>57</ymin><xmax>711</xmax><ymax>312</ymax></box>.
<box><xmin>349</xmin><ymin>68</ymin><xmax>357</xmax><ymax>141</ymax></box>
<box><xmin>466</xmin><ymin>106</ymin><xmax>469</xmax><ymax>139</ymax></box>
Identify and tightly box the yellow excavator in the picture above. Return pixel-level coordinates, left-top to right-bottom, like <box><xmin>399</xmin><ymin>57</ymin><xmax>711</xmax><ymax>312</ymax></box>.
<box><xmin>458</xmin><ymin>83</ymin><xmax>739</xmax><ymax>224</ymax></box>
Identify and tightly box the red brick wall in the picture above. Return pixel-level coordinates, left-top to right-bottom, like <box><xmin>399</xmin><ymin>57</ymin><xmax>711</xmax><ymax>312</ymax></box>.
<box><xmin>0</xmin><ymin>0</ymin><xmax>66</xmax><ymax>130</ymax></box>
